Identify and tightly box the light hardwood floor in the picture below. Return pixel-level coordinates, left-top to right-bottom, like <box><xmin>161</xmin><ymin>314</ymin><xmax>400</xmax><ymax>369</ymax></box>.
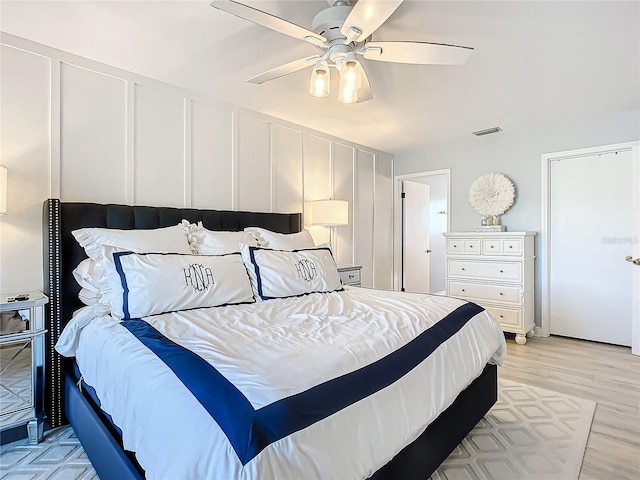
<box><xmin>499</xmin><ymin>335</ymin><xmax>640</xmax><ymax>480</ymax></box>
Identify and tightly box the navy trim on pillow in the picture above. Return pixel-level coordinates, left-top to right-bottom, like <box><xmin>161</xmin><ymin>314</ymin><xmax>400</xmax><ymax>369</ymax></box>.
<box><xmin>112</xmin><ymin>251</ymin><xmax>252</xmax><ymax>320</ymax></box>
<box><xmin>121</xmin><ymin>301</ymin><xmax>484</xmax><ymax>465</ymax></box>
<box><xmin>113</xmin><ymin>251</ymin><xmax>134</xmax><ymax>320</ymax></box>
<box><xmin>247</xmin><ymin>245</ymin><xmax>342</xmax><ymax>301</ymax></box>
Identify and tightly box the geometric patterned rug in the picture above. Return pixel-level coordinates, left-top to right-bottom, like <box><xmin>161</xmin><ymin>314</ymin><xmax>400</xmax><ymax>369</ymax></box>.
<box><xmin>0</xmin><ymin>379</ymin><xmax>595</xmax><ymax>480</ymax></box>
<box><xmin>430</xmin><ymin>379</ymin><xmax>596</xmax><ymax>480</ymax></box>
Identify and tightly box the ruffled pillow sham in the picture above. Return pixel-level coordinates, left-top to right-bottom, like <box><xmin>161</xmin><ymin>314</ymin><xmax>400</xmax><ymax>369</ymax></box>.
<box><xmin>244</xmin><ymin>227</ymin><xmax>315</xmax><ymax>250</ymax></box>
<box><xmin>71</xmin><ymin>224</ymin><xmax>194</xmax><ymax>309</ymax></box>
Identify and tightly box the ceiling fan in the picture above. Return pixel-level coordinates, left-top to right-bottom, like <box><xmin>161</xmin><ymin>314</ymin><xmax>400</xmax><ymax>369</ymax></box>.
<box><xmin>210</xmin><ymin>0</ymin><xmax>473</xmax><ymax>104</ymax></box>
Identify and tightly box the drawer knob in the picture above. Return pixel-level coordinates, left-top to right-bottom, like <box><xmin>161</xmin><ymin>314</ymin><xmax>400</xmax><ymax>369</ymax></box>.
<box><xmin>461</xmin><ymin>268</ymin><xmax>466</xmax><ymax>271</ymax></box>
<box><xmin>499</xmin><ymin>315</ymin><xmax>504</xmax><ymax>318</ymax></box>
<box><xmin>453</xmin><ymin>244</ymin><xmax>457</xmax><ymax>247</ymax></box>
<box><xmin>509</xmin><ymin>246</ymin><xmax>513</xmax><ymax>249</ymax></box>
<box><xmin>490</xmin><ymin>245</ymin><xmax>495</xmax><ymax>249</ymax></box>
<box><xmin>499</xmin><ymin>270</ymin><xmax>504</xmax><ymax>273</ymax></box>
<box><xmin>348</xmin><ymin>274</ymin><xmax>355</xmax><ymax>279</ymax></box>
<box><xmin>499</xmin><ymin>292</ymin><xmax>504</xmax><ymax>296</ymax></box>
<box><xmin>470</xmin><ymin>245</ymin><xmax>474</xmax><ymax>248</ymax></box>
<box><xmin>461</xmin><ymin>289</ymin><xmax>466</xmax><ymax>292</ymax></box>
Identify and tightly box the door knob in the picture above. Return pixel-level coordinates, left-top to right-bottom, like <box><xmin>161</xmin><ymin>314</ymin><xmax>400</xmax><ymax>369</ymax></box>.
<box><xmin>425</xmin><ymin>249</ymin><xmax>432</xmax><ymax>254</ymax></box>
<box><xmin>625</xmin><ymin>256</ymin><xmax>640</xmax><ymax>266</ymax></box>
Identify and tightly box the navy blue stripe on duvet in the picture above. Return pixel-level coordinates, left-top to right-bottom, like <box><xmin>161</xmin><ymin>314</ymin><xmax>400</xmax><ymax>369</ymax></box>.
<box><xmin>121</xmin><ymin>301</ymin><xmax>484</xmax><ymax>465</ymax></box>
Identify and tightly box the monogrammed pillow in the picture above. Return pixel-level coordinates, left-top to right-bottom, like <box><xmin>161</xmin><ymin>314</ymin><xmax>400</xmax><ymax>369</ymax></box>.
<box><xmin>107</xmin><ymin>251</ymin><xmax>255</xmax><ymax>320</ymax></box>
<box><xmin>241</xmin><ymin>244</ymin><xmax>342</xmax><ymax>301</ymax></box>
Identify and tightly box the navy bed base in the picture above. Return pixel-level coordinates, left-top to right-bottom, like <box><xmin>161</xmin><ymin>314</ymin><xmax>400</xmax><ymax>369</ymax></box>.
<box><xmin>44</xmin><ymin>199</ymin><xmax>498</xmax><ymax>480</ymax></box>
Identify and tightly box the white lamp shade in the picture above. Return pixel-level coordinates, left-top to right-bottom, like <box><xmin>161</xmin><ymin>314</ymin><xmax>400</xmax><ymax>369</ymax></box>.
<box><xmin>312</xmin><ymin>199</ymin><xmax>349</xmax><ymax>226</ymax></box>
<box><xmin>0</xmin><ymin>165</ymin><xmax>7</xmax><ymax>215</ymax></box>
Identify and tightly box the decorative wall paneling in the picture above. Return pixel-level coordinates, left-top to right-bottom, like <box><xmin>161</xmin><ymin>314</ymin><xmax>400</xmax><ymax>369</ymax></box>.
<box><xmin>333</xmin><ymin>143</ymin><xmax>356</xmax><ymax>268</ymax></box>
<box><xmin>0</xmin><ymin>44</ymin><xmax>51</xmax><ymax>293</ymax></box>
<box><xmin>0</xmin><ymin>33</ymin><xmax>394</xmax><ymax>292</ymax></box>
<box><xmin>60</xmin><ymin>63</ymin><xmax>127</xmax><ymax>203</ymax></box>
<box><xmin>303</xmin><ymin>135</ymin><xmax>332</xmax><ymax>246</ymax></box>
<box><xmin>374</xmin><ymin>156</ymin><xmax>394</xmax><ymax>290</ymax></box>
<box><xmin>236</xmin><ymin>115</ymin><xmax>272</xmax><ymax>212</ymax></box>
<box><xmin>355</xmin><ymin>150</ymin><xmax>376</xmax><ymax>287</ymax></box>
<box><xmin>190</xmin><ymin>102</ymin><xmax>233</xmax><ymax>210</ymax></box>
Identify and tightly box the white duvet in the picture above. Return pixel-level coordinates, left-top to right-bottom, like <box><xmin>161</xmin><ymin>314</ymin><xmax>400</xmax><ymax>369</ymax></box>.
<box><xmin>63</xmin><ymin>287</ymin><xmax>507</xmax><ymax>480</ymax></box>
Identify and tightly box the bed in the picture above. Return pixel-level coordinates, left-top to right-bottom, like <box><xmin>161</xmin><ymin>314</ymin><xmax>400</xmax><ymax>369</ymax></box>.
<box><xmin>42</xmin><ymin>199</ymin><xmax>505</xmax><ymax>480</ymax></box>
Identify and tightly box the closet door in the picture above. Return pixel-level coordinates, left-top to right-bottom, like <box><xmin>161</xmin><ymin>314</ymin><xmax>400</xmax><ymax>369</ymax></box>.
<box><xmin>549</xmin><ymin>148</ymin><xmax>636</xmax><ymax>346</ymax></box>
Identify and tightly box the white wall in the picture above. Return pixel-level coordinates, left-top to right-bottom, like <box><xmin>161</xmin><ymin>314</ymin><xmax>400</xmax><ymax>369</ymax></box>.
<box><xmin>0</xmin><ymin>34</ymin><xmax>394</xmax><ymax>294</ymax></box>
<box><xmin>394</xmin><ymin>108</ymin><xmax>640</xmax><ymax>328</ymax></box>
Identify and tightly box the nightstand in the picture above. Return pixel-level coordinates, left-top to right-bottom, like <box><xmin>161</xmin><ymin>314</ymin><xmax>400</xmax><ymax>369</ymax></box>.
<box><xmin>338</xmin><ymin>265</ymin><xmax>362</xmax><ymax>287</ymax></box>
<box><xmin>0</xmin><ymin>291</ymin><xmax>48</xmax><ymax>445</ymax></box>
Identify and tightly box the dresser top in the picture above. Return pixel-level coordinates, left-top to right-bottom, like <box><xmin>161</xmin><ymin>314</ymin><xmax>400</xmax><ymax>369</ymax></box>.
<box><xmin>443</xmin><ymin>231</ymin><xmax>537</xmax><ymax>237</ymax></box>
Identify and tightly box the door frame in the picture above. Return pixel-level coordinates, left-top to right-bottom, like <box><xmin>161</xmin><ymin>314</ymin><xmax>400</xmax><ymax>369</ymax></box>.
<box><xmin>393</xmin><ymin>169</ymin><xmax>451</xmax><ymax>291</ymax></box>
<box><xmin>540</xmin><ymin>141</ymin><xmax>639</xmax><ymax>341</ymax></box>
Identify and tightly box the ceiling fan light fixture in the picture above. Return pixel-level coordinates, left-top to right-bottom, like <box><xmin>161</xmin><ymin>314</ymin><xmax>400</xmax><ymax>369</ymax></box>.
<box><xmin>338</xmin><ymin>52</ymin><xmax>362</xmax><ymax>103</ymax></box>
<box><xmin>309</xmin><ymin>60</ymin><xmax>331</xmax><ymax>98</ymax></box>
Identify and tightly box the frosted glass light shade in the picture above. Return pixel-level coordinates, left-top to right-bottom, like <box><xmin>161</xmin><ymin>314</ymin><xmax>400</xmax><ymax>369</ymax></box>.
<box><xmin>312</xmin><ymin>199</ymin><xmax>349</xmax><ymax>226</ymax></box>
<box><xmin>338</xmin><ymin>54</ymin><xmax>361</xmax><ymax>104</ymax></box>
<box><xmin>309</xmin><ymin>60</ymin><xmax>330</xmax><ymax>98</ymax></box>
<box><xmin>0</xmin><ymin>165</ymin><xmax>7</xmax><ymax>215</ymax></box>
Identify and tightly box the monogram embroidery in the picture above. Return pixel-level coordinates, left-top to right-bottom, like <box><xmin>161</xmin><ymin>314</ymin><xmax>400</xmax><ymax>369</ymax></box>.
<box><xmin>183</xmin><ymin>263</ymin><xmax>215</xmax><ymax>291</ymax></box>
<box><xmin>295</xmin><ymin>259</ymin><xmax>318</xmax><ymax>282</ymax></box>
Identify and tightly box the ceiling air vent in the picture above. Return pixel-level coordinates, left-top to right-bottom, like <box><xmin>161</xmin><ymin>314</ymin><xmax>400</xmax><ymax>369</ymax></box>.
<box><xmin>472</xmin><ymin>127</ymin><xmax>502</xmax><ymax>136</ymax></box>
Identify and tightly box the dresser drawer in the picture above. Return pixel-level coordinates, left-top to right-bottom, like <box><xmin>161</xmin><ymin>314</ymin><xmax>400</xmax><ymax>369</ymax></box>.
<box><xmin>447</xmin><ymin>238</ymin><xmax>480</xmax><ymax>255</ymax></box>
<box><xmin>448</xmin><ymin>260</ymin><xmax>522</xmax><ymax>282</ymax></box>
<box><xmin>338</xmin><ymin>268</ymin><xmax>361</xmax><ymax>286</ymax></box>
<box><xmin>482</xmin><ymin>238</ymin><xmax>523</xmax><ymax>256</ymax></box>
<box><xmin>484</xmin><ymin>305</ymin><xmax>522</xmax><ymax>329</ymax></box>
<box><xmin>448</xmin><ymin>281</ymin><xmax>521</xmax><ymax>303</ymax></box>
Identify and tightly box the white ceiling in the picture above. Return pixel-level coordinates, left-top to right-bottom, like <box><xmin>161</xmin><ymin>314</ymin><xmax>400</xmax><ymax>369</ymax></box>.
<box><xmin>1</xmin><ymin>1</ymin><xmax>638</xmax><ymax>154</ymax></box>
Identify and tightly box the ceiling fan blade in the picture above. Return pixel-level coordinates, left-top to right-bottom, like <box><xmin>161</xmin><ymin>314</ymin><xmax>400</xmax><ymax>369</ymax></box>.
<box><xmin>248</xmin><ymin>55</ymin><xmax>322</xmax><ymax>84</ymax></box>
<box><xmin>340</xmin><ymin>0</ymin><xmax>403</xmax><ymax>43</ymax></box>
<box><xmin>210</xmin><ymin>0</ymin><xmax>327</xmax><ymax>46</ymax></box>
<box><xmin>357</xmin><ymin>64</ymin><xmax>373</xmax><ymax>103</ymax></box>
<box><xmin>362</xmin><ymin>41</ymin><xmax>473</xmax><ymax>65</ymax></box>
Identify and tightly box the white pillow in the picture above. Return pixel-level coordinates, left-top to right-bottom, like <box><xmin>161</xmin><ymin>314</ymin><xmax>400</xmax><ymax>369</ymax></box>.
<box><xmin>192</xmin><ymin>222</ymin><xmax>258</xmax><ymax>254</ymax></box>
<box><xmin>72</xmin><ymin>224</ymin><xmax>193</xmax><ymax>262</ymax></box>
<box><xmin>244</xmin><ymin>227</ymin><xmax>315</xmax><ymax>250</ymax></box>
<box><xmin>73</xmin><ymin>259</ymin><xmax>102</xmax><ymax>305</ymax></box>
<box><xmin>241</xmin><ymin>244</ymin><xmax>342</xmax><ymax>301</ymax></box>
<box><xmin>109</xmin><ymin>251</ymin><xmax>255</xmax><ymax>320</ymax></box>
<box><xmin>72</xmin><ymin>224</ymin><xmax>193</xmax><ymax>309</ymax></box>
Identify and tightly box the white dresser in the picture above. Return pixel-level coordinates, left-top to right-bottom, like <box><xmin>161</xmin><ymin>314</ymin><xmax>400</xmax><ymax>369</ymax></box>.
<box><xmin>443</xmin><ymin>232</ymin><xmax>536</xmax><ymax>344</ymax></box>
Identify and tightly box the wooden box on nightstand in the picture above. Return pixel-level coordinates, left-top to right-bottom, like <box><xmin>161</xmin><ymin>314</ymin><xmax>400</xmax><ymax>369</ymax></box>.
<box><xmin>0</xmin><ymin>291</ymin><xmax>48</xmax><ymax>445</ymax></box>
<box><xmin>338</xmin><ymin>265</ymin><xmax>362</xmax><ymax>287</ymax></box>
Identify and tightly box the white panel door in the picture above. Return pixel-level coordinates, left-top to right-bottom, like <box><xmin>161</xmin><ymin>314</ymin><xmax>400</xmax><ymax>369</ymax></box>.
<box><xmin>191</xmin><ymin>101</ymin><xmax>233</xmax><ymax>209</ymax></box>
<box><xmin>633</xmin><ymin>145</ymin><xmax>640</xmax><ymax>355</ymax></box>
<box><xmin>60</xmin><ymin>63</ymin><xmax>127</xmax><ymax>203</ymax></box>
<box><xmin>355</xmin><ymin>150</ymin><xmax>375</xmax><ymax>288</ymax></box>
<box><xmin>0</xmin><ymin>45</ymin><xmax>50</xmax><ymax>292</ymax></box>
<box><xmin>237</xmin><ymin>115</ymin><xmax>271</xmax><ymax>212</ymax></box>
<box><xmin>303</xmin><ymin>134</ymin><xmax>331</xmax><ymax>245</ymax></box>
<box><xmin>403</xmin><ymin>180</ymin><xmax>431</xmax><ymax>293</ymax></box>
<box><xmin>134</xmin><ymin>84</ymin><xmax>184</xmax><ymax>206</ymax></box>
<box><xmin>272</xmin><ymin>125</ymin><xmax>303</xmax><ymax>214</ymax></box>
<box><xmin>333</xmin><ymin>143</ymin><xmax>355</xmax><ymax>266</ymax></box>
<box><xmin>550</xmin><ymin>149</ymin><xmax>636</xmax><ymax>346</ymax></box>
<box><xmin>374</xmin><ymin>155</ymin><xmax>393</xmax><ymax>289</ymax></box>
